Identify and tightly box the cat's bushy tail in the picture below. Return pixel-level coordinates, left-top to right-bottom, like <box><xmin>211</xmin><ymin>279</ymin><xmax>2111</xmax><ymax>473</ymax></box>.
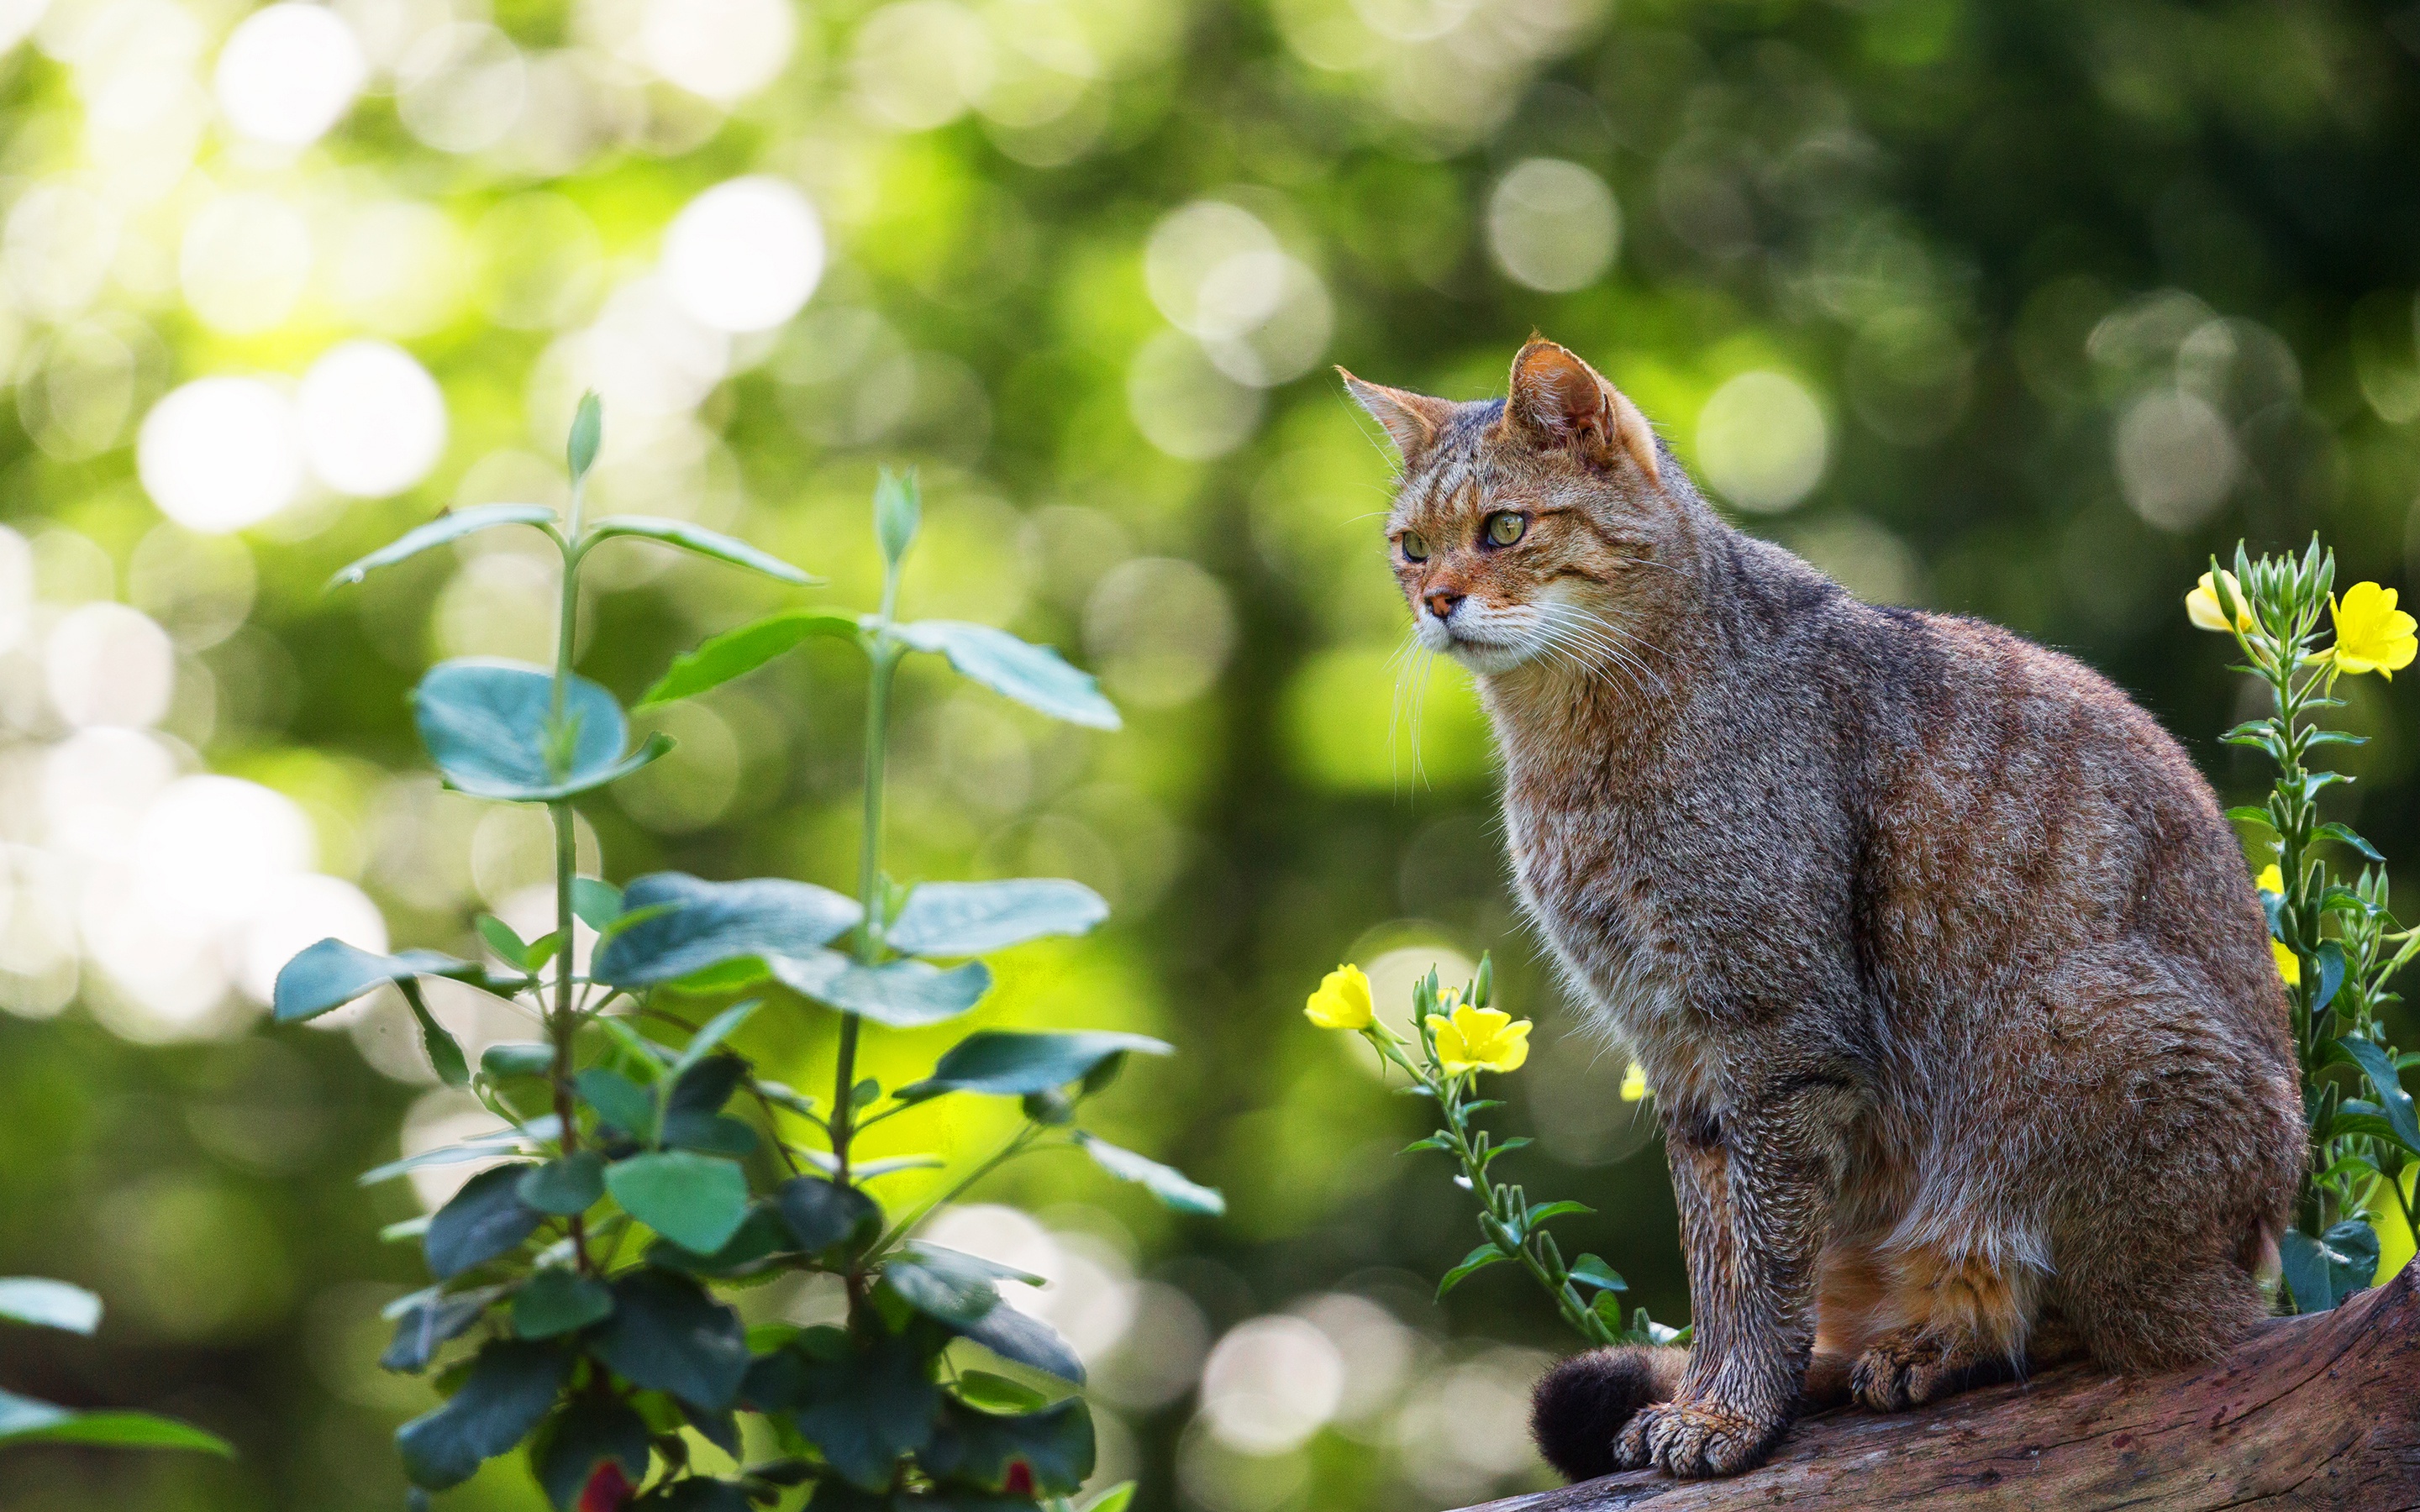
<box><xmin>1532</xmin><ymin>1347</ymin><xmax>1858</xmax><ymax>1479</ymax></box>
<box><xmin>1528</xmin><ymin>1345</ymin><xmax>1688</xmax><ymax>1480</ymax></box>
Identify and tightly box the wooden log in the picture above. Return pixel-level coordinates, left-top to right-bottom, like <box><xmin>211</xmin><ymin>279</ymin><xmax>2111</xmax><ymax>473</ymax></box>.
<box><xmin>1456</xmin><ymin>1264</ymin><xmax>2420</xmax><ymax>1512</ymax></box>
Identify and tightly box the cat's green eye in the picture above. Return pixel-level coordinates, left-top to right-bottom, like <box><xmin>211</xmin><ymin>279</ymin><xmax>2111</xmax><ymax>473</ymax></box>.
<box><xmin>1486</xmin><ymin>512</ymin><xmax>1527</xmax><ymax>547</ymax></box>
<box><xmin>1401</xmin><ymin>531</ymin><xmax>1430</xmax><ymax>562</ymax></box>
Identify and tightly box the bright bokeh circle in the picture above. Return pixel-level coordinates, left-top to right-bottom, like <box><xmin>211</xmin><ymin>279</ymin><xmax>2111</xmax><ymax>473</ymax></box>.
<box><xmin>136</xmin><ymin>377</ymin><xmax>304</xmax><ymax>533</ymax></box>
<box><xmin>298</xmin><ymin>339</ymin><xmax>449</xmax><ymax>497</ymax></box>
<box><xmin>214</xmin><ymin>3</ymin><xmax>368</xmax><ymax>146</ymax></box>
<box><xmin>660</xmin><ymin>176</ymin><xmax>825</xmax><ymax>333</ymax></box>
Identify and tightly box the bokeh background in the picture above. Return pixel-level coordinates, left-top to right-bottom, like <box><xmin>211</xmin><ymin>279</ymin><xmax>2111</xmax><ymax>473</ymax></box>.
<box><xmin>1</xmin><ymin>0</ymin><xmax>2417</xmax><ymax>1507</ymax></box>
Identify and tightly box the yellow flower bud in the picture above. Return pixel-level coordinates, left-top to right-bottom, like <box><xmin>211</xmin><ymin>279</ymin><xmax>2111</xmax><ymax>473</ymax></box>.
<box><xmin>1425</xmin><ymin>1003</ymin><xmax>1532</xmax><ymax>1075</ymax></box>
<box><xmin>1304</xmin><ymin>963</ymin><xmax>1374</xmax><ymax>1031</ymax></box>
<box><xmin>1620</xmin><ymin>1062</ymin><xmax>1649</xmax><ymax>1101</ymax></box>
<box><xmin>2186</xmin><ymin>570</ymin><xmax>2254</xmax><ymax>634</ymax></box>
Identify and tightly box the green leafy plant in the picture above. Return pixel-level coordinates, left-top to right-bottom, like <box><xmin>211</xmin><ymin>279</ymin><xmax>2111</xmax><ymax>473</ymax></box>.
<box><xmin>275</xmin><ymin>397</ymin><xmax>1217</xmax><ymax>1509</ymax></box>
<box><xmin>2192</xmin><ymin>544</ymin><xmax>2420</xmax><ymax>1312</ymax></box>
<box><xmin>0</xmin><ymin>1276</ymin><xmax>233</xmax><ymax>1457</ymax></box>
<box><xmin>1302</xmin><ymin>957</ymin><xmax>1682</xmax><ymax>1348</ymax></box>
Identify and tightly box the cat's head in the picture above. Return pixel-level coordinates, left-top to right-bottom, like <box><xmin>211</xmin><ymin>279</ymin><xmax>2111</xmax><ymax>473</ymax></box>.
<box><xmin>1341</xmin><ymin>338</ymin><xmax>1681</xmax><ymax>677</ymax></box>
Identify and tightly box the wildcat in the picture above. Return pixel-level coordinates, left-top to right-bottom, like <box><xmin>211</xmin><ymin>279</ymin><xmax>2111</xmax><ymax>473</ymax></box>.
<box><xmin>1340</xmin><ymin>339</ymin><xmax>2302</xmax><ymax>1481</ymax></box>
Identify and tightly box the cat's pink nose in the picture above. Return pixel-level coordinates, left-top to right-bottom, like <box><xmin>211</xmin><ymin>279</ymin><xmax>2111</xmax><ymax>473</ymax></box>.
<box><xmin>1424</xmin><ymin>589</ymin><xmax>1465</xmax><ymax>621</ymax></box>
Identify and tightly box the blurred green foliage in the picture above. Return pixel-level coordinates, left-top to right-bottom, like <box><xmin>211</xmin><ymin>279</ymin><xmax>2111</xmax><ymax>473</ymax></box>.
<box><xmin>1</xmin><ymin>0</ymin><xmax>2418</xmax><ymax>1508</ymax></box>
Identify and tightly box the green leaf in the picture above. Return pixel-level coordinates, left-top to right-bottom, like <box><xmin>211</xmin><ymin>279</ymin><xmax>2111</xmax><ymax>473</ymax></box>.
<box><xmin>886</xmin><ymin>879</ymin><xmax>1111</xmax><ymax>958</ymax></box>
<box><xmin>924</xmin><ymin>1396</ymin><xmax>1096</xmax><ymax>1496</ymax></box>
<box><xmin>2314</xmin><ymin>939</ymin><xmax>2348</xmax><ymax>1014</ymax></box>
<box><xmin>425</xmin><ymin>1163</ymin><xmax>544</xmax><ymax>1280</ymax></box>
<box><xmin>360</xmin><ymin>1118</ymin><xmax>560</xmax><ymax>1185</ymax></box>
<box><xmin>2317</xmin><ymin>821</ymin><xmax>2387</xmax><ymax>862</ymax></box>
<box><xmin>954</xmin><ymin>1371</ymin><xmax>1047</xmax><ymax>1415</ymax></box>
<box><xmin>631</xmin><ymin>1481</ymin><xmax>753</xmax><ymax>1512</ymax></box>
<box><xmin>413</xmin><ymin>659</ymin><xmax>673</xmax><ymax>803</ymax></box>
<box><xmin>586</xmin><ymin>516</ymin><xmax>817</xmax><ymax>585</ymax></box>
<box><xmin>567</xmin><ymin>392</ymin><xmax>602</xmax><ymax>481</ymax></box>
<box><xmin>2334</xmin><ymin>1037</ymin><xmax>2420</xmax><ymax>1153</ymax></box>
<box><xmin>576</xmin><ymin>1068</ymin><xmax>660</xmax><ymax>1143</ymax></box>
<box><xmin>2223</xmin><ymin>805</ymin><xmax>2275</xmax><ymax>830</ymax></box>
<box><xmin>535</xmin><ymin>1394</ymin><xmax>649</xmax><ymax>1512</ymax></box>
<box><xmin>397</xmin><ymin>1339</ymin><xmax>570</xmax><ymax>1488</ymax></box>
<box><xmin>607</xmin><ymin>1152</ymin><xmax>751</xmax><ymax>1254</ymax></box>
<box><xmin>1081</xmin><ymin>1485</ymin><xmax>1138</xmax><ymax>1512</ymax></box>
<box><xmin>592</xmin><ymin>873</ymin><xmax>860</xmax><ymax>988</ymax></box>
<box><xmin>0</xmin><ymin>1392</ymin><xmax>234</xmax><ymax>1456</ymax></box>
<box><xmin>1567</xmin><ymin>1254</ymin><xmax>1627</xmax><ymax>1293</ymax></box>
<box><xmin>767</xmin><ymin>950</ymin><xmax>992</xmax><ymax>1028</ymax></box>
<box><xmin>884</xmin><ymin>1244</ymin><xmax>1039</xmax><ymax>1326</ymax></box>
<box><xmin>513</xmin><ymin>1268</ymin><xmax>614</xmax><ymax>1340</ymax></box>
<box><xmin>1524</xmin><ymin>1200</ymin><xmax>1594</xmax><ymax>1231</ymax></box>
<box><xmin>328</xmin><ymin>504</ymin><xmax>558</xmax><ymax>589</ymax></box>
<box><xmin>787</xmin><ymin>1331</ymin><xmax>939</xmax><ymax>1490</ymax></box>
<box><xmin>2279</xmin><ymin>1220</ymin><xmax>2381</xmax><ymax>1313</ymax></box>
<box><xmin>671</xmin><ymin>1000</ymin><xmax>764</xmax><ymax>1084</ymax></box>
<box><xmin>476</xmin><ymin>915</ymin><xmax>529</xmax><ymax>969</ymax></box>
<box><xmin>0</xmin><ymin>1278</ymin><xmax>101</xmax><ymax>1333</ymax></box>
<box><xmin>638</xmin><ymin>610</ymin><xmax>861</xmax><ymax>709</ymax></box>
<box><xmin>848</xmin><ymin>1155</ymin><xmax>946</xmax><ymax>1180</ymax></box>
<box><xmin>481</xmin><ymin>1042</ymin><xmax>555</xmax><ymax>1079</ymax></box>
<box><xmin>775</xmin><ymin>1177</ymin><xmax>879</xmax><ymax>1256</ymax></box>
<box><xmin>1074</xmin><ymin>1134</ymin><xmax>1224</xmax><ymax>1215</ymax></box>
<box><xmin>272</xmin><ymin>939</ymin><xmax>481</xmax><ymax>1024</ymax></box>
<box><xmin>874</xmin><ymin>466</ymin><xmax>919</xmax><ymax>564</ymax></box>
<box><xmin>897</xmin><ymin>1030</ymin><xmax>1171</xmax><ymax>1101</ymax></box>
<box><xmin>1437</xmin><ymin>1242</ymin><xmax>1510</xmax><ymax>1298</ymax></box>
<box><xmin>399</xmin><ymin>980</ymin><xmax>469</xmax><ymax>1088</ymax></box>
<box><xmin>592</xmin><ymin>1270</ymin><xmax>749</xmax><ymax>1410</ymax></box>
<box><xmin>892</xmin><ymin>620</ymin><xmax>1120</xmax><ymax>730</ymax></box>
<box><xmin>571</xmin><ymin>878</ymin><xmax>623</xmax><ymax>932</ymax></box>
<box><xmin>515</xmin><ymin>1152</ymin><xmax>607</xmax><ymax>1215</ymax></box>
<box><xmin>955</xmin><ymin>1300</ymin><xmax>1086</xmax><ymax>1385</ymax></box>
<box><xmin>381</xmin><ymin>1285</ymin><xmax>506</xmax><ymax>1373</ymax></box>
<box><xmin>647</xmin><ymin>1205</ymin><xmax>795</xmax><ymax>1278</ymax></box>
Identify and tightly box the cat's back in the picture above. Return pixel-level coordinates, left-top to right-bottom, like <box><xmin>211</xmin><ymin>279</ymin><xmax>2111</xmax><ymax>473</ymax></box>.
<box><xmin>1807</xmin><ymin>594</ymin><xmax>2279</xmax><ymax>1034</ymax></box>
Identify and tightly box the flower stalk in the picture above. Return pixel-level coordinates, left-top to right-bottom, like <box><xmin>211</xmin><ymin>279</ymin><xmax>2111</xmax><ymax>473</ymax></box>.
<box><xmin>2194</xmin><ymin>543</ymin><xmax>2420</xmax><ymax>1308</ymax></box>
<box><xmin>1305</xmin><ymin>957</ymin><xmax>1682</xmax><ymax>1349</ymax></box>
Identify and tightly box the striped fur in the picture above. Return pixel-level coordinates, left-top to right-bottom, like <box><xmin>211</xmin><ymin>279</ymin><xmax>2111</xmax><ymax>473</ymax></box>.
<box><xmin>1344</xmin><ymin>341</ymin><xmax>2302</xmax><ymax>1480</ymax></box>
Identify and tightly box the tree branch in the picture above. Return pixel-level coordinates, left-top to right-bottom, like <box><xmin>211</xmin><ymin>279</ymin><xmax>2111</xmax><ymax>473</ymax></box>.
<box><xmin>1458</xmin><ymin>1265</ymin><xmax>2420</xmax><ymax>1512</ymax></box>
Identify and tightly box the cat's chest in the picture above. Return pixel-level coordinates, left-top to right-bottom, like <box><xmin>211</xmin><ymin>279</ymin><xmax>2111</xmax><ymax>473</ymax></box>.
<box><xmin>1503</xmin><ymin>791</ymin><xmax>1688</xmax><ymax>1016</ymax></box>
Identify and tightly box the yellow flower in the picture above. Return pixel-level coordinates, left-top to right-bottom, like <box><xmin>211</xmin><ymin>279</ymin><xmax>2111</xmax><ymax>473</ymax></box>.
<box><xmin>2329</xmin><ymin>582</ymin><xmax>2418</xmax><ymax>679</ymax></box>
<box><xmin>2186</xmin><ymin>570</ymin><xmax>2254</xmax><ymax>633</ymax></box>
<box><xmin>1620</xmin><ymin>1062</ymin><xmax>1649</xmax><ymax>1101</ymax></box>
<box><xmin>2256</xmin><ymin>864</ymin><xmax>2283</xmax><ymax>895</ymax></box>
<box><xmin>1304</xmin><ymin>963</ymin><xmax>1374</xmax><ymax>1031</ymax></box>
<box><xmin>2272</xmin><ymin>940</ymin><xmax>2301</xmax><ymax>987</ymax></box>
<box><xmin>1427</xmin><ymin>1003</ymin><xmax>1532</xmax><ymax>1075</ymax></box>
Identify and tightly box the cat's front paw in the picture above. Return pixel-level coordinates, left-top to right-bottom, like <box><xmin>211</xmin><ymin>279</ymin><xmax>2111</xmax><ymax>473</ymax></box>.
<box><xmin>1849</xmin><ymin>1329</ymin><xmax>1996</xmax><ymax>1412</ymax></box>
<box><xmin>1610</xmin><ymin>1399</ymin><xmax>1783</xmax><ymax>1478</ymax></box>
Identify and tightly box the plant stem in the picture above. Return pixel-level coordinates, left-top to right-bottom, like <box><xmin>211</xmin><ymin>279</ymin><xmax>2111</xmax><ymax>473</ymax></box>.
<box><xmin>869</xmin><ymin>1122</ymin><xmax>1044</xmax><ymax>1259</ymax></box>
<box><xmin>1431</xmin><ymin>1063</ymin><xmax>1610</xmax><ymax>1345</ymax></box>
<box><xmin>549</xmin><ymin>487</ymin><xmax>591</xmax><ymax>1271</ymax></box>
<box><xmin>833</xmin><ymin>559</ymin><xmax>905</xmax><ymax>1190</ymax></box>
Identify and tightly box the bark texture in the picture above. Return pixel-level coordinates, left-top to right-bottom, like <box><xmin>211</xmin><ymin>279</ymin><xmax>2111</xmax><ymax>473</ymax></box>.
<box><xmin>1456</xmin><ymin>1265</ymin><xmax>2420</xmax><ymax>1512</ymax></box>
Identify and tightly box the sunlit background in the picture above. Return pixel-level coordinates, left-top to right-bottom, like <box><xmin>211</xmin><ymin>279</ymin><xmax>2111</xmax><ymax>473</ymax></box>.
<box><xmin>0</xmin><ymin>0</ymin><xmax>2417</xmax><ymax>1507</ymax></box>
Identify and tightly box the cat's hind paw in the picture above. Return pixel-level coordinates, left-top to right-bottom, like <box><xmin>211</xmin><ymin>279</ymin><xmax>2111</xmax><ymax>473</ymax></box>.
<box><xmin>1849</xmin><ymin>1329</ymin><xmax>2005</xmax><ymax>1412</ymax></box>
<box><xmin>1612</xmin><ymin>1399</ymin><xmax>1783</xmax><ymax>1478</ymax></box>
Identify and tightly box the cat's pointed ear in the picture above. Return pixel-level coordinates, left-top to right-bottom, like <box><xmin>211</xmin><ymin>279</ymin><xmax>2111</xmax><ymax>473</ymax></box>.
<box><xmin>1339</xmin><ymin>369</ymin><xmax>1455</xmax><ymax>469</ymax></box>
<box><xmin>1502</xmin><ymin>338</ymin><xmax>1660</xmax><ymax>486</ymax></box>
